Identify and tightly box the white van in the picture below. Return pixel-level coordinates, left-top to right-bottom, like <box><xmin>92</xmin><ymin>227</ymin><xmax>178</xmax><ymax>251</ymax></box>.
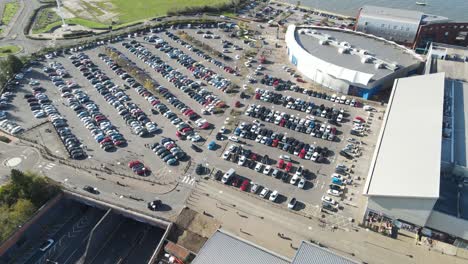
<box><xmin>363</xmin><ymin>105</ymin><xmax>374</xmax><ymax>111</ymax></box>
<box><xmin>221</xmin><ymin>168</ymin><xmax>235</xmax><ymax>184</ymax></box>
<box><xmin>339</xmin><ymin>96</ymin><xmax>346</xmax><ymax>104</ymax></box>
<box><xmin>330</xmin><ymin>94</ymin><xmax>337</xmax><ymax>102</ymax></box>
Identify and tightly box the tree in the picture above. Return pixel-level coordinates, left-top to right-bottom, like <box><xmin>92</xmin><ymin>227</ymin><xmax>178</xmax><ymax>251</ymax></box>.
<box><xmin>6</xmin><ymin>55</ymin><xmax>23</xmax><ymax>74</ymax></box>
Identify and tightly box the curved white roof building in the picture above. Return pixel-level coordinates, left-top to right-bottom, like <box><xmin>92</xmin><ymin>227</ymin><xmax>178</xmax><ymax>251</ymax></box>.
<box><xmin>285</xmin><ymin>25</ymin><xmax>424</xmax><ymax>99</ymax></box>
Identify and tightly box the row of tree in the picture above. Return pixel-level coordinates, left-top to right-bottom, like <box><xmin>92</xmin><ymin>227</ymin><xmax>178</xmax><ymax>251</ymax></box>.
<box><xmin>0</xmin><ymin>55</ymin><xmax>24</xmax><ymax>91</ymax></box>
<box><xmin>0</xmin><ymin>170</ymin><xmax>60</xmax><ymax>242</ymax></box>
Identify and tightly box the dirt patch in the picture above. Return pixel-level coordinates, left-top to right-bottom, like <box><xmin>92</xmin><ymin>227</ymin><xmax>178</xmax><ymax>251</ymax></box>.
<box><xmin>62</xmin><ymin>0</ymin><xmax>117</xmax><ymax>23</ymax></box>
<box><xmin>167</xmin><ymin>207</ymin><xmax>220</xmax><ymax>253</ymax></box>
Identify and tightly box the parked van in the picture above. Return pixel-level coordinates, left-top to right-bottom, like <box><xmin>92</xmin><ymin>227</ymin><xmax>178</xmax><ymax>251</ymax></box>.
<box><xmin>330</xmin><ymin>94</ymin><xmax>337</xmax><ymax>102</ymax></box>
<box><xmin>339</xmin><ymin>96</ymin><xmax>346</xmax><ymax>104</ymax></box>
<box><xmin>222</xmin><ymin>168</ymin><xmax>236</xmax><ymax>184</ymax></box>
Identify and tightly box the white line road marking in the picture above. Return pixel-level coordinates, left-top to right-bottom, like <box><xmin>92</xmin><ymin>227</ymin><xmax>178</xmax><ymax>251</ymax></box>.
<box><xmin>189</xmin><ymin>178</ymin><xmax>195</xmax><ymax>185</ymax></box>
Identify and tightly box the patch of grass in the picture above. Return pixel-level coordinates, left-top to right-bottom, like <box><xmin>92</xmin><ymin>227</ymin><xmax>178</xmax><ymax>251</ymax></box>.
<box><xmin>110</xmin><ymin>0</ymin><xmax>231</xmax><ymax>24</ymax></box>
<box><xmin>33</xmin><ymin>8</ymin><xmax>109</xmax><ymax>34</ymax></box>
<box><xmin>0</xmin><ymin>135</ymin><xmax>11</xmax><ymax>143</ymax></box>
<box><xmin>1</xmin><ymin>1</ymin><xmax>20</xmax><ymax>26</ymax></box>
<box><xmin>79</xmin><ymin>0</ymin><xmax>105</xmax><ymax>17</ymax></box>
<box><xmin>0</xmin><ymin>45</ymin><xmax>21</xmax><ymax>57</ymax></box>
<box><xmin>32</xmin><ymin>7</ymin><xmax>60</xmax><ymax>34</ymax></box>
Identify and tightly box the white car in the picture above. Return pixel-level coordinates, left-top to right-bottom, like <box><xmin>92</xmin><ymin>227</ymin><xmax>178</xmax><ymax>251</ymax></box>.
<box><xmin>228</xmin><ymin>144</ymin><xmax>237</xmax><ymax>152</ymax></box>
<box><xmin>290</xmin><ymin>174</ymin><xmax>299</xmax><ymax>185</ymax></box>
<box><xmin>327</xmin><ymin>189</ymin><xmax>343</xmax><ymax>197</ymax></box>
<box><xmin>222</xmin><ymin>151</ymin><xmax>230</xmax><ymax>160</ymax></box>
<box><xmin>288</xmin><ymin>197</ymin><xmax>297</xmax><ymax>209</ymax></box>
<box><xmin>228</xmin><ymin>136</ymin><xmax>239</xmax><ymax>142</ymax></box>
<box><xmin>220</xmin><ymin>126</ymin><xmax>226</xmax><ymax>134</ymax></box>
<box><xmin>39</xmin><ymin>239</ymin><xmax>54</xmax><ymax>252</ymax></box>
<box><xmin>269</xmin><ymin>190</ymin><xmax>278</xmax><ymax>202</ymax></box>
<box><xmin>279</xmin><ymin>154</ymin><xmax>291</xmax><ymax>161</ymax></box>
<box><xmin>259</xmin><ymin>187</ymin><xmax>269</xmax><ymax>198</ymax></box>
<box><xmin>263</xmin><ymin>165</ymin><xmax>271</xmax><ymax>175</ymax></box>
<box><xmin>254</xmin><ymin>163</ymin><xmax>263</xmax><ymax>172</ymax></box>
<box><xmin>321</xmin><ymin>195</ymin><xmax>338</xmax><ymax>207</ymax></box>
<box><xmin>238</xmin><ymin>155</ymin><xmax>247</xmax><ymax>166</ymax></box>
<box><xmin>298</xmin><ymin>178</ymin><xmax>306</xmax><ymax>189</ymax></box>
<box><xmin>311</xmin><ymin>152</ymin><xmax>319</xmax><ymax>162</ymax></box>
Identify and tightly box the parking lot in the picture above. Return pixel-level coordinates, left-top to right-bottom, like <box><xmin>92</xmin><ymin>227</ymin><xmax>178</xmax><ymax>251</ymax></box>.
<box><xmin>1</xmin><ymin>20</ymin><xmax>384</xmax><ymax>221</ymax></box>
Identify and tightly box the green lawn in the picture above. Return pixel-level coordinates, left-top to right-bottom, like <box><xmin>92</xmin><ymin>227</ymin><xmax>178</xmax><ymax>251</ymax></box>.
<box><xmin>1</xmin><ymin>1</ymin><xmax>20</xmax><ymax>26</ymax></box>
<box><xmin>32</xmin><ymin>8</ymin><xmax>108</xmax><ymax>34</ymax></box>
<box><xmin>110</xmin><ymin>0</ymin><xmax>231</xmax><ymax>24</ymax></box>
<box><xmin>32</xmin><ymin>0</ymin><xmax>232</xmax><ymax>34</ymax></box>
<box><xmin>0</xmin><ymin>45</ymin><xmax>21</xmax><ymax>57</ymax></box>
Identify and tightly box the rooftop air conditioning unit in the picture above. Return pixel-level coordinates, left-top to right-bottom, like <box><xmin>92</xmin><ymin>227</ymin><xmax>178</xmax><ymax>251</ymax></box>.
<box><xmin>340</xmin><ymin>41</ymin><xmax>350</xmax><ymax>47</ymax></box>
<box><xmin>361</xmin><ymin>56</ymin><xmax>371</xmax><ymax>64</ymax></box>
<box><xmin>374</xmin><ymin>63</ymin><xmax>385</xmax><ymax>69</ymax></box>
<box><xmin>338</xmin><ymin>47</ymin><xmax>349</xmax><ymax>54</ymax></box>
<box><xmin>319</xmin><ymin>40</ymin><xmax>329</xmax><ymax>45</ymax></box>
<box><xmin>360</xmin><ymin>50</ymin><xmax>369</xmax><ymax>55</ymax></box>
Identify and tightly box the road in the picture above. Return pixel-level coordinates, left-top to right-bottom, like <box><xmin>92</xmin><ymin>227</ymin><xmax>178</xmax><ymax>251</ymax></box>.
<box><xmin>0</xmin><ymin>139</ymin><xmax>190</xmax><ymax>222</ymax></box>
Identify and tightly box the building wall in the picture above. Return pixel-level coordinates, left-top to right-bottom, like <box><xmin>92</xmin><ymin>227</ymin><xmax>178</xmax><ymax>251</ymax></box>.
<box><xmin>426</xmin><ymin>210</ymin><xmax>468</xmax><ymax>240</ymax></box>
<box><xmin>414</xmin><ymin>23</ymin><xmax>468</xmax><ymax>50</ymax></box>
<box><xmin>356</xmin><ymin>14</ymin><xmax>420</xmax><ymax>44</ymax></box>
<box><xmin>366</xmin><ymin>196</ymin><xmax>437</xmax><ymax>226</ymax></box>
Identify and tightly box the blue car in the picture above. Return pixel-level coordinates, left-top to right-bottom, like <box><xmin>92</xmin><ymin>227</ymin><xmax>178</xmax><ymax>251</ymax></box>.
<box><xmin>208</xmin><ymin>141</ymin><xmax>216</xmax><ymax>150</ymax></box>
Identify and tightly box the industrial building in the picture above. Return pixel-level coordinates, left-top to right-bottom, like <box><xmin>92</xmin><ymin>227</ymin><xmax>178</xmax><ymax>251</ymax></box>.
<box><xmin>285</xmin><ymin>25</ymin><xmax>423</xmax><ymax>99</ymax></box>
<box><xmin>355</xmin><ymin>5</ymin><xmax>468</xmax><ymax>50</ymax></box>
<box><xmin>192</xmin><ymin>230</ymin><xmax>359</xmax><ymax>264</ymax></box>
<box><xmin>362</xmin><ymin>44</ymin><xmax>468</xmax><ymax>247</ymax></box>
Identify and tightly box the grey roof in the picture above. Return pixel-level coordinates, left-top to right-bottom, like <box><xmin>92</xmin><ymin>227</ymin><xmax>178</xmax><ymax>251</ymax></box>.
<box><xmin>296</xmin><ymin>28</ymin><xmax>421</xmax><ymax>81</ymax></box>
<box><xmin>291</xmin><ymin>242</ymin><xmax>358</xmax><ymax>264</ymax></box>
<box><xmin>360</xmin><ymin>5</ymin><xmax>423</xmax><ymax>24</ymax></box>
<box><xmin>364</xmin><ymin>73</ymin><xmax>445</xmax><ymax>198</ymax></box>
<box><xmin>192</xmin><ymin>230</ymin><xmax>290</xmax><ymax>264</ymax></box>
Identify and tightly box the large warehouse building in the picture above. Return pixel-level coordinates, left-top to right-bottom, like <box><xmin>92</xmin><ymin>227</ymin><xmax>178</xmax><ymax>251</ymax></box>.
<box><xmin>355</xmin><ymin>5</ymin><xmax>468</xmax><ymax>50</ymax></box>
<box><xmin>363</xmin><ymin>45</ymin><xmax>468</xmax><ymax>247</ymax></box>
<box><xmin>285</xmin><ymin>25</ymin><xmax>424</xmax><ymax>99</ymax></box>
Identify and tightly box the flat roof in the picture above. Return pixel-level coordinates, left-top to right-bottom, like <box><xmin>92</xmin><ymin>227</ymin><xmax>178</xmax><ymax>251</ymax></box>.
<box><xmin>191</xmin><ymin>230</ymin><xmax>290</xmax><ymax>264</ymax></box>
<box><xmin>291</xmin><ymin>242</ymin><xmax>358</xmax><ymax>264</ymax></box>
<box><xmin>364</xmin><ymin>73</ymin><xmax>444</xmax><ymax>198</ymax></box>
<box><xmin>360</xmin><ymin>5</ymin><xmax>423</xmax><ymax>24</ymax></box>
<box><xmin>296</xmin><ymin>28</ymin><xmax>421</xmax><ymax>81</ymax></box>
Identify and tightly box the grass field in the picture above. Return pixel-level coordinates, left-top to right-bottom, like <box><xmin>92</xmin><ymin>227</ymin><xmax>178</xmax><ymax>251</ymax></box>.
<box><xmin>32</xmin><ymin>8</ymin><xmax>108</xmax><ymax>34</ymax></box>
<box><xmin>0</xmin><ymin>45</ymin><xmax>21</xmax><ymax>57</ymax></box>
<box><xmin>110</xmin><ymin>0</ymin><xmax>232</xmax><ymax>24</ymax></box>
<box><xmin>1</xmin><ymin>1</ymin><xmax>20</xmax><ymax>26</ymax></box>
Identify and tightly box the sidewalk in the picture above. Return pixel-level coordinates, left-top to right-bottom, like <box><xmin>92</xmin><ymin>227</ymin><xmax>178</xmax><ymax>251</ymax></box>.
<box><xmin>188</xmin><ymin>180</ymin><xmax>468</xmax><ymax>264</ymax></box>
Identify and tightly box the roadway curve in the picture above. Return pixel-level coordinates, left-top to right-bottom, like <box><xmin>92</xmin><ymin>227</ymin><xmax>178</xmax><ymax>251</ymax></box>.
<box><xmin>1</xmin><ymin>0</ymin><xmax>226</xmax><ymax>55</ymax></box>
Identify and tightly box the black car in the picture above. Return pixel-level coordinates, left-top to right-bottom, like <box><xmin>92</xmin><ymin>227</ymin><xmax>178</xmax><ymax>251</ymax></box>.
<box><xmin>147</xmin><ymin>199</ymin><xmax>162</xmax><ymax>211</ymax></box>
<box><xmin>339</xmin><ymin>150</ymin><xmax>353</xmax><ymax>159</ymax></box>
<box><xmin>83</xmin><ymin>185</ymin><xmax>99</xmax><ymax>194</ymax></box>
<box><xmin>191</xmin><ymin>144</ymin><xmax>202</xmax><ymax>152</ymax></box>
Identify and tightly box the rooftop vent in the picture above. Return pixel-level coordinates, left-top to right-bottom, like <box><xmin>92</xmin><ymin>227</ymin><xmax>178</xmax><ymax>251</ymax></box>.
<box><xmin>338</xmin><ymin>47</ymin><xmax>350</xmax><ymax>54</ymax></box>
<box><xmin>340</xmin><ymin>41</ymin><xmax>351</xmax><ymax>47</ymax></box>
<box><xmin>360</xmin><ymin>50</ymin><xmax>369</xmax><ymax>55</ymax></box>
<box><xmin>374</xmin><ymin>63</ymin><xmax>386</xmax><ymax>69</ymax></box>
<box><xmin>319</xmin><ymin>40</ymin><xmax>329</xmax><ymax>45</ymax></box>
<box><xmin>361</xmin><ymin>56</ymin><xmax>372</xmax><ymax>64</ymax></box>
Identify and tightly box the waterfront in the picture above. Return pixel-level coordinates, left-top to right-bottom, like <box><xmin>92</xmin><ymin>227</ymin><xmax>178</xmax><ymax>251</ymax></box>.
<box><xmin>280</xmin><ymin>0</ymin><xmax>467</xmax><ymax>21</ymax></box>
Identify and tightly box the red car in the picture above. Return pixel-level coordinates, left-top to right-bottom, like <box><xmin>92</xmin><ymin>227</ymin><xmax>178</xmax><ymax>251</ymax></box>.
<box><xmin>355</xmin><ymin>116</ymin><xmax>366</xmax><ymax>123</ymax></box>
<box><xmin>296</xmin><ymin>78</ymin><xmax>306</xmax><ymax>83</ymax></box>
<box><xmin>277</xmin><ymin>159</ymin><xmax>285</xmax><ymax>169</ymax></box>
<box><xmin>128</xmin><ymin>160</ymin><xmax>141</xmax><ymax>168</ymax></box>
<box><xmin>231</xmin><ymin>177</ymin><xmax>240</xmax><ymax>187</ymax></box>
<box><xmin>272</xmin><ymin>139</ymin><xmax>279</xmax><ymax>147</ymax></box>
<box><xmin>285</xmin><ymin>162</ymin><xmax>292</xmax><ymax>173</ymax></box>
<box><xmin>240</xmin><ymin>179</ymin><xmax>250</xmax><ymax>191</ymax></box>
<box><xmin>234</xmin><ymin>101</ymin><xmax>241</xmax><ymax>108</ymax></box>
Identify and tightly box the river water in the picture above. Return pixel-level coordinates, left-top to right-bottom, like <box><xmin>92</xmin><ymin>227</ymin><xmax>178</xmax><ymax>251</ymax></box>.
<box><xmin>281</xmin><ymin>0</ymin><xmax>467</xmax><ymax>21</ymax></box>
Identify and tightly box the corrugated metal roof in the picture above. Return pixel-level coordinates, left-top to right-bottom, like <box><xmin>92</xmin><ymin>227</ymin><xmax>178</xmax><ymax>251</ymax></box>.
<box><xmin>291</xmin><ymin>242</ymin><xmax>358</xmax><ymax>264</ymax></box>
<box><xmin>360</xmin><ymin>5</ymin><xmax>423</xmax><ymax>24</ymax></box>
<box><xmin>192</xmin><ymin>230</ymin><xmax>290</xmax><ymax>264</ymax></box>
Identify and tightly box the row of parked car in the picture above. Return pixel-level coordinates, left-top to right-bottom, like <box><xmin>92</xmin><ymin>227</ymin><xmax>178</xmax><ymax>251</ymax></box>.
<box><xmin>149</xmin><ymin>137</ymin><xmax>187</xmax><ymax>166</ymax></box>
<box><xmin>26</xmin><ymin>78</ymin><xmax>86</xmax><ymax>159</ymax></box>
<box><xmin>163</xmin><ymin>31</ymin><xmax>235</xmax><ymax>91</ymax></box>
<box><xmin>235</xmin><ymin>120</ymin><xmax>330</xmax><ymax>162</ymax></box>
<box><xmin>121</xmin><ymin>41</ymin><xmax>225</xmax><ymax>115</ymax></box>
<box><xmin>172</xmin><ymin>31</ymin><xmax>238</xmax><ymax>75</ymax></box>
<box><xmin>102</xmin><ymin>47</ymin><xmax>204</xmax><ymax>142</ymax></box>
<box><xmin>254</xmin><ymin>88</ymin><xmax>346</xmax><ymax>124</ymax></box>
<box><xmin>245</xmin><ymin>104</ymin><xmax>338</xmax><ymax>142</ymax></box>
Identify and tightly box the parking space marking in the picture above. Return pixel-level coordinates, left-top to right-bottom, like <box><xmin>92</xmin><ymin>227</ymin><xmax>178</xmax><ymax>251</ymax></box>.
<box><xmin>44</xmin><ymin>162</ymin><xmax>56</xmax><ymax>170</ymax></box>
